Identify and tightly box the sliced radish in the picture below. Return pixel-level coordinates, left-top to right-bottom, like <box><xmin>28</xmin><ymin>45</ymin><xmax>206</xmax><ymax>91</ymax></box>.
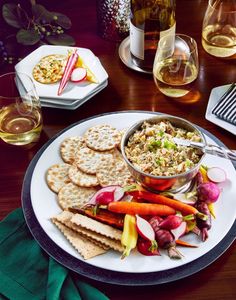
<box><xmin>70</xmin><ymin>67</ymin><xmax>87</xmax><ymax>82</ymax></box>
<box><xmin>171</xmin><ymin>221</ymin><xmax>187</xmax><ymax>240</ymax></box>
<box><xmin>207</xmin><ymin>167</ymin><xmax>227</xmax><ymax>183</ymax></box>
<box><xmin>88</xmin><ymin>185</ymin><xmax>124</xmax><ymax>205</ymax></box>
<box><xmin>136</xmin><ymin>215</ymin><xmax>155</xmax><ymax>241</ymax></box>
<box><xmin>114</xmin><ymin>186</ymin><xmax>126</xmax><ymax>201</ymax></box>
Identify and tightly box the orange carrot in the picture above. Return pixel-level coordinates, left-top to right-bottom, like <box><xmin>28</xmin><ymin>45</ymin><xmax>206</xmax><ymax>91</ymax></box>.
<box><xmin>128</xmin><ymin>191</ymin><xmax>199</xmax><ymax>216</ymax></box>
<box><xmin>107</xmin><ymin>201</ymin><xmax>175</xmax><ymax>216</ymax></box>
<box><xmin>176</xmin><ymin>239</ymin><xmax>198</xmax><ymax>248</ymax></box>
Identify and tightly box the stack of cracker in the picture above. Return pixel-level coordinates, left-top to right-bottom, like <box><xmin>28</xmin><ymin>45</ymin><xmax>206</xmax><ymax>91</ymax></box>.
<box><xmin>52</xmin><ymin>211</ymin><xmax>124</xmax><ymax>259</ymax></box>
<box><xmin>46</xmin><ymin>124</ymin><xmax>134</xmax><ymax>210</ymax></box>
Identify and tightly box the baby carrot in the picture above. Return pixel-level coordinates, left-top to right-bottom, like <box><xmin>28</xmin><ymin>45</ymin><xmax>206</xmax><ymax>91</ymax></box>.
<box><xmin>121</xmin><ymin>214</ymin><xmax>138</xmax><ymax>259</ymax></box>
<box><xmin>176</xmin><ymin>239</ymin><xmax>198</xmax><ymax>248</ymax></box>
<box><xmin>129</xmin><ymin>191</ymin><xmax>199</xmax><ymax>216</ymax></box>
<box><xmin>107</xmin><ymin>201</ymin><xmax>175</xmax><ymax>216</ymax></box>
<box><xmin>199</xmin><ymin>166</ymin><xmax>209</xmax><ymax>183</ymax></box>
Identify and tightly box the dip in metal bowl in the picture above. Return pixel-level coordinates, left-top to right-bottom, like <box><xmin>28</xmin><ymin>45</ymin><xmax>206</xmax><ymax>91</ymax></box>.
<box><xmin>121</xmin><ymin>115</ymin><xmax>206</xmax><ymax>193</ymax></box>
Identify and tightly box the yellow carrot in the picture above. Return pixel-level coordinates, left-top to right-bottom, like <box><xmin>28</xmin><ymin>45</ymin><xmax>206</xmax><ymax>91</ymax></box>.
<box><xmin>199</xmin><ymin>165</ymin><xmax>209</xmax><ymax>183</ymax></box>
<box><xmin>121</xmin><ymin>214</ymin><xmax>138</xmax><ymax>259</ymax></box>
<box><xmin>208</xmin><ymin>203</ymin><xmax>216</xmax><ymax>219</ymax></box>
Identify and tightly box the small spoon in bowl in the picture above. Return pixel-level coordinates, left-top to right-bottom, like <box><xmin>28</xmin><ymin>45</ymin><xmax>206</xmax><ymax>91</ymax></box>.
<box><xmin>173</xmin><ymin>137</ymin><xmax>236</xmax><ymax>162</ymax></box>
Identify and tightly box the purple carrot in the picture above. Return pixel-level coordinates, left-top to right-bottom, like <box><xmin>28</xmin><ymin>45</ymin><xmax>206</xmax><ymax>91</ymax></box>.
<box><xmin>196</xmin><ymin>201</ymin><xmax>211</xmax><ymax>241</ymax></box>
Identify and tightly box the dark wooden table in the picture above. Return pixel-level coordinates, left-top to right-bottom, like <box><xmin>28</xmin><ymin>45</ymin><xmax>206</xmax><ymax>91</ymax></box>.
<box><xmin>0</xmin><ymin>0</ymin><xmax>235</xmax><ymax>299</ymax></box>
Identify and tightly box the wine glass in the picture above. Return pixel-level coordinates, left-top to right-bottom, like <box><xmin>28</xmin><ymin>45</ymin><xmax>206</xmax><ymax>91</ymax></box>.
<box><xmin>0</xmin><ymin>72</ymin><xmax>43</xmax><ymax>146</ymax></box>
<box><xmin>153</xmin><ymin>34</ymin><xmax>199</xmax><ymax>98</ymax></box>
<box><xmin>202</xmin><ymin>0</ymin><xmax>236</xmax><ymax>58</ymax></box>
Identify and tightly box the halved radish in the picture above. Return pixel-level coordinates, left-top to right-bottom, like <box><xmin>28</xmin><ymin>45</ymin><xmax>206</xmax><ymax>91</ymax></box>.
<box><xmin>171</xmin><ymin>221</ymin><xmax>187</xmax><ymax>240</ymax></box>
<box><xmin>136</xmin><ymin>215</ymin><xmax>155</xmax><ymax>241</ymax></box>
<box><xmin>136</xmin><ymin>215</ymin><xmax>158</xmax><ymax>252</ymax></box>
<box><xmin>207</xmin><ymin>167</ymin><xmax>227</xmax><ymax>183</ymax></box>
<box><xmin>70</xmin><ymin>67</ymin><xmax>87</xmax><ymax>82</ymax></box>
<box><xmin>88</xmin><ymin>185</ymin><xmax>124</xmax><ymax>205</ymax></box>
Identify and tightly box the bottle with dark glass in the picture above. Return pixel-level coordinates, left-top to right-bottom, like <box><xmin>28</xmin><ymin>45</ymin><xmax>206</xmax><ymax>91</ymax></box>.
<box><xmin>130</xmin><ymin>0</ymin><xmax>176</xmax><ymax>71</ymax></box>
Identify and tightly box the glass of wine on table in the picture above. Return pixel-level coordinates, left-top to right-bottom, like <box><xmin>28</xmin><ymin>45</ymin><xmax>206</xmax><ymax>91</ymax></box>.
<box><xmin>0</xmin><ymin>72</ymin><xmax>43</xmax><ymax>146</ymax></box>
<box><xmin>202</xmin><ymin>0</ymin><xmax>236</xmax><ymax>59</ymax></box>
<box><xmin>153</xmin><ymin>34</ymin><xmax>199</xmax><ymax>99</ymax></box>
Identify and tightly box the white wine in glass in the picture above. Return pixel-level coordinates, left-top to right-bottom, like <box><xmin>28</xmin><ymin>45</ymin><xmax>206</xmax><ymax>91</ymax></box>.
<box><xmin>0</xmin><ymin>72</ymin><xmax>42</xmax><ymax>146</ymax></box>
<box><xmin>153</xmin><ymin>34</ymin><xmax>199</xmax><ymax>98</ymax></box>
<box><xmin>202</xmin><ymin>0</ymin><xmax>236</xmax><ymax>58</ymax></box>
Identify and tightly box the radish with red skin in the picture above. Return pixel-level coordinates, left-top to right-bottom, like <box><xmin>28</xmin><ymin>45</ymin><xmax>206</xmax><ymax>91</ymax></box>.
<box><xmin>197</xmin><ymin>182</ymin><xmax>220</xmax><ymax>203</ymax></box>
<box><xmin>70</xmin><ymin>67</ymin><xmax>87</xmax><ymax>82</ymax></box>
<box><xmin>88</xmin><ymin>185</ymin><xmax>124</xmax><ymax>205</ymax></box>
<box><xmin>207</xmin><ymin>167</ymin><xmax>227</xmax><ymax>183</ymax></box>
<box><xmin>136</xmin><ymin>215</ymin><xmax>158</xmax><ymax>250</ymax></box>
<box><xmin>95</xmin><ymin>191</ymin><xmax>114</xmax><ymax>205</ymax></box>
<box><xmin>159</xmin><ymin>215</ymin><xmax>183</xmax><ymax>230</ymax></box>
<box><xmin>137</xmin><ymin>238</ymin><xmax>160</xmax><ymax>256</ymax></box>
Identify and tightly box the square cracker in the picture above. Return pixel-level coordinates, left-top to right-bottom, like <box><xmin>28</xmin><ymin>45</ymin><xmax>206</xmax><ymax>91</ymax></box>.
<box><xmin>53</xmin><ymin>211</ymin><xmax>123</xmax><ymax>252</ymax></box>
<box><xmin>65</xmin><ymin>220</ymin><xmax>123</xmax><ymax>252</ymax></box>
<box><xmin>52</xmin><ymin>218</ymin><xmax>107</xmax><ymax>259</ymax></box>
<box><xmin>71</xmin><ymin>213</ymin><xmax>122</xmax><ymax>241</ymax></box>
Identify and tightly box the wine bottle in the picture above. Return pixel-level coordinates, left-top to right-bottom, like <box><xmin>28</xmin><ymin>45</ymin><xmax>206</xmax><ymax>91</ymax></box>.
<box><xmin>130</xmin><ymin>0</ymin><xmax>176</xmax><ymax>71</ymax></box>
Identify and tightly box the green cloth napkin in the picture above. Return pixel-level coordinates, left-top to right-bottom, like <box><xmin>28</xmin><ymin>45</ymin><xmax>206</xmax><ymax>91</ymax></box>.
<box><xmin>0</xmin><ymin>208</ymin><xmax>109</xmax><ymax>300</ymax></box>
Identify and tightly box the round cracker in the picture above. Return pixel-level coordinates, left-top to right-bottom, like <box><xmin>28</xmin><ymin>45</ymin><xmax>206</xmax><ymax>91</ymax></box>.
<box><xmin>110</xmin><ymin>148</ymin><xmax>123</xmax><ymax>161</ymax></box>
<box><xmin>60</xmin><ymin>136</ymin><xmax>85</xmax><ymax>164</ymax></box>
<box><xmin>46</xmin><ymin>163</ymin><xmax>71</xmax><ymax>193</ymax></box>
<box><xmin>68</xmin><ymin>164</ymin><xmax>99</xmax><ymax>187</ymax></box>
<box><xmin>84</xmin><ymin>124</ymin><xmax>121</xmax><ymax>151</ymax></box>
<box><xmin>96</xmin><ymin>158</ymin><xmax>134</xmax><ymax>187</ymax></box>
<box><xmin>58</xmin><ymin>182</ymin><xmax>96</xmax><ymax>210</ymax></box>
<box><xmin>75</xmin><ymin>147</ymin><xmax>113</xmax><ymax>174</ymax></box>
<box><xmin>33</xmin><ymin>54</ymin><xmax>67</xmax><ymax>84</ymax></box>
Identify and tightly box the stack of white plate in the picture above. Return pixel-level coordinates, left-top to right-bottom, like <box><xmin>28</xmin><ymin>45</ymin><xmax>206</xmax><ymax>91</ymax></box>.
<box><xmin>15</xmin><ymin>45</ymin><xmax>108</xmax><ymax>110</ymax></box>
<box><xmin>205</xmin><ymin>84</ymin><xmax>236</xmax><ymax>135</ymax></box>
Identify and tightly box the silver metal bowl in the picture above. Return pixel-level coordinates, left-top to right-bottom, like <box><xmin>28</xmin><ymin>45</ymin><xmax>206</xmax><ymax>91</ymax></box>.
<box><xmin>121</xmin><ymin>114</ymin><xmax>206</xmax><ymax>193</ymax></box>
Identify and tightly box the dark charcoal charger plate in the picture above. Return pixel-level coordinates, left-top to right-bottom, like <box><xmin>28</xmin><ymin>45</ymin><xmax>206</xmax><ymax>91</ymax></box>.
<box><xmin>21</xmin><ymin>111</ymin><xmax>236</xmax><ymax>286</ymax></box>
